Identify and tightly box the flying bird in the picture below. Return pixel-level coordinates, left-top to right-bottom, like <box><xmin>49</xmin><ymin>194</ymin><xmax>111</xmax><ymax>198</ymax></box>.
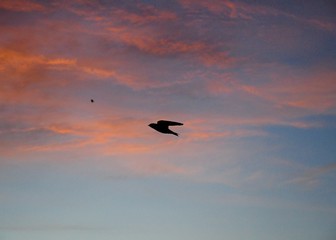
<box><xmin>91</xmin><ymin>99</ymin><xmax>94</xmax><ymax>103</ymax></box>
<box><xmin>148</xmin><ymin>120</ymin><xmax>183</xmax><ymax>136</ymax></box>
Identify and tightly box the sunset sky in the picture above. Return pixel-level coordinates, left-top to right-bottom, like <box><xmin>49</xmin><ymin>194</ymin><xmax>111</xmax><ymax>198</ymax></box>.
<box><xmin>0</xmin><ymin>0</ymin><xmax>336</xmax><ymax>239</ymax></box>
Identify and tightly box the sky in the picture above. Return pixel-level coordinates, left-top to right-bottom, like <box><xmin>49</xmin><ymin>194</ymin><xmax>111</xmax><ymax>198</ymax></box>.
<box><xmin>0</xmin><ymin>0</ymin><xmax>336</xmax><ymax>239</ymax></box>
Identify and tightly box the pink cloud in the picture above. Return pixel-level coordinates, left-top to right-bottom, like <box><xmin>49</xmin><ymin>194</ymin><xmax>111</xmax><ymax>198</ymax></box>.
<box><xmin>305</xmin><ymin>19</ymin><xmax>336</xmax><ymax>32</ymax></box>
<box><xmin>179</xmin><ymin>0</ymin><xmax>244</xmax><ymax>18</ymax></box>
<box><xmin>179</xmin><ymin>0</ymin><xmax>280</xmax><ymax>19</ymax></box>
<box><xmin>106</xmin><ymin>24</ymin><xmax>240</xmax><ymax>70</ymax></box>
<box><xmin>0</xmin><ymin>45</ymin><xmax>141</xmax><ymax>92</ymax></box>
<box><xmin>112</xmin><ymin>4</ymin><xmax>177</xmax><ymax>24</ymax></box>
<box><xmin>0</xmin><ymin>116</ymin><xmax>150</xmax><ymax>156</ymax></box>
<box><xmin>239</xmin><ymin>67</ymin><xmax>336</xmax><ymax>112</ymax></box>
<box><xmin>106</xmin><ymin>24</ymin><xmax>209</xmax><ymax>56</ymax></box>
<box><xmin>0</xmin><ymin>0</ymin><xmax>46</xmax><ymax>12</ymax></box>
<box><xmin>0</xmin><ymin>0</ymin><xmax>240</xmax><ymax>76</ymax></box>
<box><xmin>196</xmin><ymin>50</ymin><xmax>245</xmax><ymax>69</ymax></box>
<box><xmin>53</xmin><ymin>1</ymin><xmax>238</xmax><ymax>67</ymax></box>
<box><xmin>0</xmin><ymin>114</ymin><xmax>200</xmax><ymax>177</ymax></box>
<box><xmin>60</xmin><ymin>1</ymin><xmax>177</xmax><ymax>25</ymax></box>
<box><xmin>179</xmin><ymin>0</ymin><xmax>336</xmax><ymax>32</ymax></box>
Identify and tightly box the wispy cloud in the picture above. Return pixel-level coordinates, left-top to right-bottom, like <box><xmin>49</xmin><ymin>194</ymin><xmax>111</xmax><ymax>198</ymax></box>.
<box><xmin>285</xmin><ymin>163</ymin><xmax>336</xmax><ymax>189</ymax></box>
<box><xmin>238</xmin><ymin>67</ymin><xmax>336</xmax><ymax>111</ymax></box>
<box><xmin>0</xmin><ymin>0</ymin><xmax>46</xmax><ymax>12</ymax></box>
<box><xmin>112</xmin><ymin>4</ymin><xmax>177</xmax><ymax>24</ymax></box>
<box><xmin>179</xmin><ymin>0</ymin><xmax>336</xmax><ymax>32</ymax></box>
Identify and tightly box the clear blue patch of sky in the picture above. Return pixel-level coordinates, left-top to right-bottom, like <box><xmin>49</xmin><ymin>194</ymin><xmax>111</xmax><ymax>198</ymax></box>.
<box><xmin>262</xmin><ymin>122</ymin><xmax>336</xmax><ymax>167</ymax></box>
<box><xmin>299</xmin><ymin>114</ymin><xmax>336</xmax><ymax>127</ymax></box>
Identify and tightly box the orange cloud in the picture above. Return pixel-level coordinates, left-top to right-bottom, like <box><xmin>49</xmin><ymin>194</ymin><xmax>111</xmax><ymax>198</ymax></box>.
<box><xmin>112</xmin><ymin>4</ymin><xmax>177</xmax><ymax>24</ymax></box>
<box><xmin>0</xmin><ymin>49</ymin><xmax>74</xmax><ymax>106</ymax></box>
<box><xmin>147</xmin><ymin>39</ymin><xmax>207</xmax><ymax>55</ymax></box>
<box><xmin>46</xmin><ymin>58</ymin><xmax>77</xmax><ymax>66</ymax></box>
<box><xmin>0</xmin><ymin>113</ymin><xmax>201</xmax><ymax>177</ymax></box>
<box><xmin>199</xmin><ymin>51</ymin><xmax>238</xmax><ymax>67</ymax></box>
<box><xmin>179</xmin><ymin>0</ymin><xmax>242</xmax><ymax>18</ymax></box>
<box><xmin>2</xmin><ymin>1</ymin><xmax>237</xmax><ymax>73</ymax></box>
<box><xmin>239</xmin><ymin>67</ymin><xmax>336</xmax><ymax>112</ymax></box>
<box><xmin>60</xmin><ymin>1</ymin><xmax>177</xmax><ymax>25</ymax></box>
<box><xmin>106</xmin><ymin>25</ymin><xmax>208</xmax><ymax>56</ymax></box>
<box><xmin>0</xmin><ymin>48</ymin><xmax>77</xmax><ymax>74</ymax></box>
<box><xmin>0</xmin><ymin>46</ymin><xmax>140</xmax><ymax>93</ymax></box>
<box><xmin>81</xmin><ymin>66</ymin><xmax>115</xmax><ymax>78</ymax></box>
<box><xmin>179</xmin><ymin>0</ymin><xmax>336</xmax><ymax>32</ymax></box>
<box><xmin>106</xmin><ymin>24</ymin><xmax>240</xmax><ymax>70</ymax></box>
<box><xmin>0</xmin><ymin>0</ymin><xmax>46</xmax><ymax>12</ymax></box>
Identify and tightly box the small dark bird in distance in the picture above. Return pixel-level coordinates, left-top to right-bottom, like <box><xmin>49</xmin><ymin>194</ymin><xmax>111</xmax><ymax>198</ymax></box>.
<box><xmin>91</xmin><ymin>99</ymin><xmax>94</xmax><ymax>103</ymax></box>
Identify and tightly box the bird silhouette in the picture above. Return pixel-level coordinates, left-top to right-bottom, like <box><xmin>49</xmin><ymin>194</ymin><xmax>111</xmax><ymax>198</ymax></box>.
<box><xmin>91</xmin><ymin>99</ymin><xmax>94</xmax><ymax>103</ymax></box>
<box><xmin>148</xmin><ymin>120</ymin><xmax>183</xmax><ymax>136</ymax></box>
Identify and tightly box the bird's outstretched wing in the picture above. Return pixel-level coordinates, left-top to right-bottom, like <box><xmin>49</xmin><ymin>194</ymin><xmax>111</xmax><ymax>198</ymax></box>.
<box><xmin>158</xmin><ymin>120</ymin><xmax>183</xmax><ymax>126</ymax></box>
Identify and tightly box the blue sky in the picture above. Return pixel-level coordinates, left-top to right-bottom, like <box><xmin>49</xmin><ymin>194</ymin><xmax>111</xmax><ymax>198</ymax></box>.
<box><xmin>0</xmin><ymin>0</ymin><xmax>336</xmax><ymax>239</ymax></box>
